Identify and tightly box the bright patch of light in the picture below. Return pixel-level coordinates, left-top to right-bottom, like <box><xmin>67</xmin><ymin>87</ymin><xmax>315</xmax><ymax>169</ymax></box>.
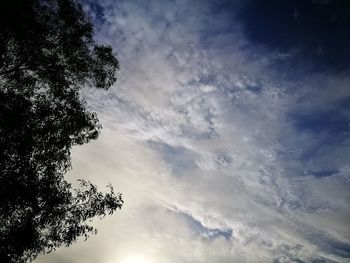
<box><xmin>121</xmin><ymin>255</ymin><xmax>147</xmax><ymax>263</ymax></box>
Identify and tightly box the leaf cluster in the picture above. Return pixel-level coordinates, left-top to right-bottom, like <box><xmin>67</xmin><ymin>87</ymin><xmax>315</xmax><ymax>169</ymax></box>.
<box><xmin>0</xmin><ymin>0</ymin><xmax>122</xmax><ymax>262</ymax></box>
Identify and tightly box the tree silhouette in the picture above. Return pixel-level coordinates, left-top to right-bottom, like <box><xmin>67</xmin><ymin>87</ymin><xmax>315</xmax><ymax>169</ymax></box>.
<box><xmin>0</xmin><ymin>0</ymin><xmax>123</xmax><ymax>262</ymax></box>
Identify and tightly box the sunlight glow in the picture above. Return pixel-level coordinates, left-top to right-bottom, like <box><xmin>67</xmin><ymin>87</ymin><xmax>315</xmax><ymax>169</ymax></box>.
<box><xmin>121</xmin><ymin>255</ymin><xmax>147</xmax><ymax>263</ymax></box>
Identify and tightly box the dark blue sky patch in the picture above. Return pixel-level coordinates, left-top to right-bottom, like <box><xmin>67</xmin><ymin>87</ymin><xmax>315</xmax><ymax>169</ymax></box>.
<box><xmin>235</xmin><ymin>0</ymin><xmax>350</xmax><ymax>72</ymax></box>
<box><xmin>291</xmin><ymin>108</ymin><xmax>350</xmax><ymax>135</ymax></box>
<box><xmin>246</xmin><ymin>85</ymin><xmax>263</xmax><ymax>94</ymax></box>
<box><xmin>294</xmin><ymin>131</ymin><xmax>345</xmax><ymax>167</ymax></box>
<box><xmin>339</xmin><ymin>96</ymin><xmax>350</xmax><ymax>112</ymax></box>
<box><xmin>202</xmin><ymin>2</ymin><xmax>236</xmax><ymax>30</ymax></box>
<box><xmin>287</xmin><ymin>105</ymin><xmax>349</xmax><ymax>172</ymax></box>
<box><xmin>173</xmin><ymin>209</ymin><xmax>233</xmax><ymax>240</ymax></box>
<box><xmin>198</xmin><ymin>1</ymin><xmax>246</xmax><ymax>50</ymax></box>
<box><xmin>197</xmin><ymin>74</ymin><xmax>220</xmax><ymax>88</ymax></box>
<box><xmin>303</xmin><ymin>229</ymin><xmax>350</xmax><ymax>259</ymax></box>
<box><xmin>318</xmin><ymin>237</ymin><xmax>350</xmax><ymax>259</ymax></box>
<box><xmin>310</xmin><ymin>169</ymin><xmax>338</xmax><ymax>178</ymax></box>
<box><xmin>204</xmin><ymin>228</ymin><xmax>233</xmax><ymax>240</ymax></box>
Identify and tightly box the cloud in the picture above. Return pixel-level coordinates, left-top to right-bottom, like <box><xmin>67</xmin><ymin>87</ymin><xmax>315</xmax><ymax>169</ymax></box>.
<box><xmin>36</xmin><ymin>0</ymin><xmax>350</xmax><ymax>262</ymax></box>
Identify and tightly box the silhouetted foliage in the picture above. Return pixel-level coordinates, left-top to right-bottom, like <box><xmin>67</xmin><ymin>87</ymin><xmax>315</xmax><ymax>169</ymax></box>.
<box><xmin>0</xmin><ymin>0</ymin><xmax>122</xmax><ymax>262</ymax></box>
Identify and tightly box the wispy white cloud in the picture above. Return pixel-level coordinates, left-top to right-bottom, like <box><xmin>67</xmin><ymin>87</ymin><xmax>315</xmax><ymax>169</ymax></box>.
<box><xmin>36</xmin><ymin>0</ymin><xmax>350</xmax><ymax>262</ymax></box>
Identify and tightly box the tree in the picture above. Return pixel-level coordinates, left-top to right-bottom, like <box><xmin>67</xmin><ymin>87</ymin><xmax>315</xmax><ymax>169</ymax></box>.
<box><xmin>0</xmin><ymin>0</ymin><xmax>123</xmax><ymax>262</ymax></box>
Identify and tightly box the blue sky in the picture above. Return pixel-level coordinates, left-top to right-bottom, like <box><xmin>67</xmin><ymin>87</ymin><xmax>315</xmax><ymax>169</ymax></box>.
<box><xmin>36</xmin><ymin>0</ymin><xmax>350</xmax><ymax>262</ymax></box>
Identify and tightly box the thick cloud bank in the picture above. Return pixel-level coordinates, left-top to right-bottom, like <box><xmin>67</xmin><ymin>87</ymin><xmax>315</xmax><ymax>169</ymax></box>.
<box><xmin>36</xmin><ymin>0</ymin><xmax>350</xmax><ymax>262</ymax></box>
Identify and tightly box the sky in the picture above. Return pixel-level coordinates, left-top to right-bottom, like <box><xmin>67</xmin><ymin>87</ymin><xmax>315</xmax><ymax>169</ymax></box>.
<box><xmin>35</xmin><ymin>0</ymin><xmax>350</xmax><ymax>262</ymax></box>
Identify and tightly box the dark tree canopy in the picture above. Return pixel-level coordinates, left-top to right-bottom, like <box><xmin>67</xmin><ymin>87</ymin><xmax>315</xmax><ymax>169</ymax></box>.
<box><xmin>0</xmin><ymin>0</ymin><xmax>122</xmax><ymax>262</ymax></box>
